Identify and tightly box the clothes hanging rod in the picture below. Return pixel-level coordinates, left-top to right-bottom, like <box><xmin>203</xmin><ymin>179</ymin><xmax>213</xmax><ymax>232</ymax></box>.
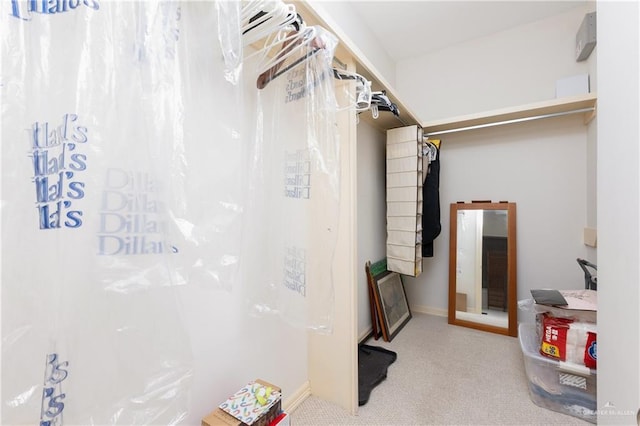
<box><xmin>332</xmin><ymin>56</ymin><xmax>347</xmax><ymax>70</ymax></box>
<box><xmin>423</xmin><ymin>107</ymin><xmax>595</xmax><ymax>136</ymax></box>
<box><xmin>395</xmin><ymin>114</ymin><xmax>408</xmax><ymax>126</ymax></box>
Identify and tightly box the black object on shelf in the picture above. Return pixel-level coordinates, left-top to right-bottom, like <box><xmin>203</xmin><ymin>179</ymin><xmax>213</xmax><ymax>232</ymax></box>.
<box><xmin>530</xmin><ymin>289</ymin><xmax>568</xmax><ymax>306</ymax></box>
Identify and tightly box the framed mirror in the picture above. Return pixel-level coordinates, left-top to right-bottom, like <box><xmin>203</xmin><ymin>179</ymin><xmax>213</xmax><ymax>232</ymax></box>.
<box><xmin>448</xmin><ymin>202</ymin><xmax>517</xmax><ymax>337</ymax></box>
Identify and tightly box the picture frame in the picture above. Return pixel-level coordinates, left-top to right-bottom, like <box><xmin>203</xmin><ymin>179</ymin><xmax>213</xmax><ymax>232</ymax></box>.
<box><xmin>365</xmin><ymin>260</ymin><xmax>383</xmax><ymax>340</ymax></box>
<box><xmin>372</xmin><ymin>269</ymin><xmax>412</xmax><ymax>342</ymax></box>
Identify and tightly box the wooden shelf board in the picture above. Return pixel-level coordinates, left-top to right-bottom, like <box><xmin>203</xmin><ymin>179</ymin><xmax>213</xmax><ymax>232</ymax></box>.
<box><xmin>422</xmin><ymin>93</ymin><xmax>597</xmax><ymax>134</ymax></box>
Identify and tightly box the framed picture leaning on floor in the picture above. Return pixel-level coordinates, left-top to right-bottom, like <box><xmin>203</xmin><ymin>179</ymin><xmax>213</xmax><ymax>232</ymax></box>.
<box><xmin>372</xmin><ymin>270</ymin><xmax>412</xmax><ymax>342</ymax></box>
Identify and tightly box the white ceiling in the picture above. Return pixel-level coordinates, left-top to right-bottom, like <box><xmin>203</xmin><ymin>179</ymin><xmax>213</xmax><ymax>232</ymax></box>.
<box><xmin>348</xmin><ymin>1</ymin><xmax>588</xmax><ymax>61</ymax></box>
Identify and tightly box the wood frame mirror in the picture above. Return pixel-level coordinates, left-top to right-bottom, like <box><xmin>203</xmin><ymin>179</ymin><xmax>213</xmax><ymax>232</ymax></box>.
<box><xmin>448</xmin><ymin>202</ymin><xmax>517</xmax><ymax>337</ymax></box>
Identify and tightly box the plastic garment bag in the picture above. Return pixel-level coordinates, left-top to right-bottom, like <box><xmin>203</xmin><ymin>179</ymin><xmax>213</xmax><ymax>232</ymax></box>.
<box><xmin>243</xmin><ymin>26</ymin><xmax>340</xmax><ymax>332</ymax></box>
<box><xmin>1</xmin><ymin>1</ymin><xmax>242</xmax><ymax>424</ymax></box>
<box><xmin>170</xmin><ymin>1</ymin><xmax>244</xmax><ymax>291</ymax></box>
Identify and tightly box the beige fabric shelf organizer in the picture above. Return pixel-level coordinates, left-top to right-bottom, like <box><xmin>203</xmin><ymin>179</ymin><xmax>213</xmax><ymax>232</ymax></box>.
<box><xmin>386</xmin><ymin>125</ymin><xmax>423</xmax><ymax>277</ymax></box>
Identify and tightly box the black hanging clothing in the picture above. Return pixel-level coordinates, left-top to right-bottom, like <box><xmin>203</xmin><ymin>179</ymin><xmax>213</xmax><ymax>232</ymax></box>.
<box><xmin>422</xmin><ymin>146</ymin><xmax>441</xmax><ymax>257</ymax></box>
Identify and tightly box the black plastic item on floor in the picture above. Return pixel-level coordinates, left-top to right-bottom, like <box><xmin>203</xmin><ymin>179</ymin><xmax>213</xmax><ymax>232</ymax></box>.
<box><xmin>358</xmin><ymin>344</ymin><xmax>397</xmax><ymax>406</ymax></box>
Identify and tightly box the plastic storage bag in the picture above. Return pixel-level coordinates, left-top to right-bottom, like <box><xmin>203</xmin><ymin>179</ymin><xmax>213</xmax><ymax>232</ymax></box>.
<box><xmin>167</xmin><ymin>0</ymin><xmax>245</xmax><ymax>291</ymax></box>
<box><xmin>243</xmin><ymin>23</ymin><xmax>340</xmax><ymax>332</ymax></box>
<box><xmin>1</xmin><ymin>1</ymin><xmax>242</xmax><ymax>423</ymax></box>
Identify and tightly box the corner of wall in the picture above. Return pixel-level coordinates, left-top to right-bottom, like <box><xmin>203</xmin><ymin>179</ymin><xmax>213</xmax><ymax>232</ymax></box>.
<box><xmin>305</xmin><ymin>0</ymin><xmax>396</xmax><ymax>87</ymax></box>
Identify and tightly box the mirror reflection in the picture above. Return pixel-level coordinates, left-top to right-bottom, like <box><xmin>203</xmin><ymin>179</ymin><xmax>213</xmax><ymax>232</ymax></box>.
<box><xmin>448</xmin><ymin>202</ymin><xmax>517</xmax><ymax>337</ymax></box>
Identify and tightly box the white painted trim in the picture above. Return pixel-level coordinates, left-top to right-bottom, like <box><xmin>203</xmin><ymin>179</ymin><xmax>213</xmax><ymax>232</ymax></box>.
<box><xmin>422</xmin><ymin>93</ymin><xmax>597</xmax><ymax>133</ymax></box>
<box><xmin>283</xmin><ymin>381</ymin><xmax>311</xmax><ymax>414</ymax></box>
<box><xmin>411</xmin><ymin>305</ymin><xmax>447</xmax><ymax>317</ymax></box>
<box><xmin>306</xmin><ymin>57</ymin><xmax>359</xmax><ymax>415</ymax></box>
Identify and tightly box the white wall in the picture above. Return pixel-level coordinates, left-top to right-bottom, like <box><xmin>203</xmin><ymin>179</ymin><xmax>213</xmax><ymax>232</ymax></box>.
<box><xmin>391</xmin><ymin>5</ymin><xmax>597</xmax><ymax>320</ymax></box>
<box><xmin>586</xmin><ymin>17</ymin><xmax>598</xmax><ymax>251</ymax></box>
<box><xmin>403</xmin><ymin>116</ymin><xmax>591</xmax><ymax>317</ymax></box>
<box><xmin>178</xmin><ymin>284</ymin><xmax>307</xmax><ymax>425</ymax></box>
<box><xmin>306</xmin><ymin>0</ymin><xmax>396</xmax><ymax>87</ymax></box>
<box><xmin>596</xmin><ymin>1</ymin><xmax>639</xmax><ymax>423</ymax></box>
<box><xmin>356</xmin><ymin>121</ymin><xmax>387</xmax><ymax>338</ymax></box>
<box><xmin>177</xmin><ymin>22</ymin><xmax>313</xmax><ymax>424</ymax></box>
<box><xmin>396</xmin><ymin>3</ymin><xmax>595</xmax><ymax>121</ymax></box>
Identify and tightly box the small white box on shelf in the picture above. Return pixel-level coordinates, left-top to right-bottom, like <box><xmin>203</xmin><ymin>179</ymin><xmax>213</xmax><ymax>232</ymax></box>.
<box><xmin>556</xmin><ymin>74</ymin><xmax>590</xmax><ymax>98</ymax></box>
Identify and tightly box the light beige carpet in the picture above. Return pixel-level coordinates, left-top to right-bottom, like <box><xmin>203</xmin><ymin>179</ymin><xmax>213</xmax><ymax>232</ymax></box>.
<box><xmin>290</xmin><ymin>313</ymin><xmax>591</xmax><ymax>425</ymax></box>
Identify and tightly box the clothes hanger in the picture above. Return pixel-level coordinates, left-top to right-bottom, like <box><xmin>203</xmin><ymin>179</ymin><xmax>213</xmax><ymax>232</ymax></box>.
<box><xmin>241</xmin><ymin>1</ymin><xmax>282</xmax><ymax>26</ymax></box>
<box><xmin>241</xmin><ymin>0</ymin><xmax>265</xmax><ymax>19</ymax></box>
<box><xmin>256</xmin><ymin>25</ymin><xmax>327</xmax><ymax>89</ymax></box>
<box><xmin>242</xmin><ymin>4</ymin><xmax>295</xmax><ymax>47</ymax></box>
<box><xmin>370</xmin><ymin>103</ymin><xmax>380</xmax><ymax>119</ymax></box>
<box><xmin>422</xmin><ymin>136</ymin><xmax>441</xmax><ymax>163</ymax></box>
<box><xmin>245</xmin><ymin>16</ymin><xmax>303</xmax><ymax>63</ymax></box>
<box><xmin>370</xmin><ymin>91</ymin><xmax>399</xmax><ymax>118</ymax></box>
<box><xmin>333</xmin><ymin>68</ymin><xmax>372</xmax><ymax>112</ymax></box>
<box><xmin>241</xmin><ymin>1</ymin><xmax>296</xmax><ymax>46</ymax></box>
<box><xmin>240</xmin><ymin>1</ymin><xmax>316</xmax><ymax>89</ymax></box>
<box><xmin>423</xmin><ymin>140</ymin><xmax>437</xmax><ymax>162</ymax></box>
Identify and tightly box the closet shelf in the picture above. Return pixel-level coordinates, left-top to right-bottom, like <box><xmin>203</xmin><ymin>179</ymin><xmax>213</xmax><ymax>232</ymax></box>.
<box><xmin>422</xmin><ymin>93</ymin><xmax>597</xmax><ymax>136</ymax></box>
<box><xmin>297</xmin><ymin>1</ymin><xmax>422</xmax><ymax>132</ymax></box>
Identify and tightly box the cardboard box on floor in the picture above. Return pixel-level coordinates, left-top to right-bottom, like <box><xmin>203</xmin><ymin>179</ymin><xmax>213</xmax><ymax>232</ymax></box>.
<box><xmin>202</xmin><ymin>379</ymin><xmax>282</xmax><ymax>426</ymax></box>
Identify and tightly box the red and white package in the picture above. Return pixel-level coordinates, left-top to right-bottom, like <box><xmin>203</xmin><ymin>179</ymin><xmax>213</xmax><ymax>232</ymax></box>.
<box><xmin>540</xmin><ymin>313</ymin><xmax>597</xmax><ymax>369</ymax></box>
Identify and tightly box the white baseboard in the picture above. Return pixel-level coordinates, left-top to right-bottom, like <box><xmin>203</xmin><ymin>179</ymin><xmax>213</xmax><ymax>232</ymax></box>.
<box><xmin>283</xmin><ymin>380</ymin><xmax>311</xmax><ymax>413</ymax></box>
<box><xmin>411</xmin><ymin>304</ymin><xmax>447</xmax><ymax>317</ymax></box>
